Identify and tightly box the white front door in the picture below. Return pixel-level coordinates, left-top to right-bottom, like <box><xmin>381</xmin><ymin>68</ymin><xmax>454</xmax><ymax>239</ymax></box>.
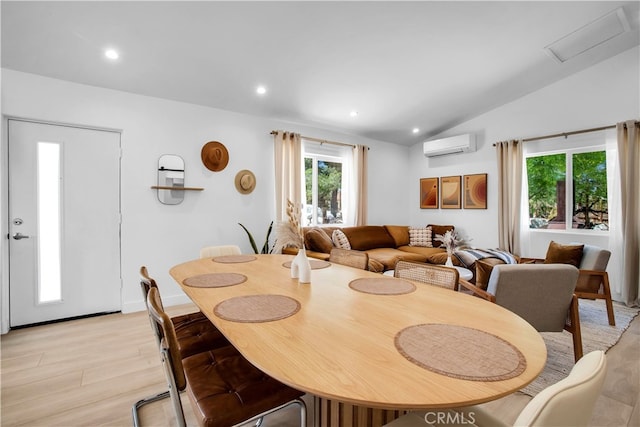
<box><xmin>8</xmin><ymin>119</ymin><xmax>121</xmax><ymax>327</ymax></box>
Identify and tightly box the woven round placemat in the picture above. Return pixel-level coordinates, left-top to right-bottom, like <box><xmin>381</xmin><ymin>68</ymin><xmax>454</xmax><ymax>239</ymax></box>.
<box><xmin>395</xmin><ymin>324</ymin><xmax>526</xmax><ymax>381</ymax></box>
<box><xmin>183</xmin><ymin>273</ymin><xmax>247</xmax><ymax>288</ymax></box>
<box><xmin>349</xmin><ymin>277</ymin><xmax>416</xmax><ymax>295</ymax></box>
<box><xmin>212</xmin><ymin>255</ymin><xmax>257</xmax><ymax>263</ymax></box>
<box><xmin>214</xmin><ymin>294</ymin><xmax>301</xmax><ymax>323</ymax></box>
<box><xmin>282</xmin><ymin>260</ymin><xmax>331</xmax><ymax>270</ymax></box>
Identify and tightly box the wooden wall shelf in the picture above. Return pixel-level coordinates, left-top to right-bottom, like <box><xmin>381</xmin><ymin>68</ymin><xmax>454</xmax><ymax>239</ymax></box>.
<box><xmin>151</xmin><ymin>186</ymin><xmax>204</xmax><ymax>191</ymax></box>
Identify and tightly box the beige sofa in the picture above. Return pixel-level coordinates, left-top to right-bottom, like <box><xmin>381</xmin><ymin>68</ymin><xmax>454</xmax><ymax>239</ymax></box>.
<box><xmin>283</xmin><ymin>224</ymin><xmax>454</xmax><ymax>272</ymax></box>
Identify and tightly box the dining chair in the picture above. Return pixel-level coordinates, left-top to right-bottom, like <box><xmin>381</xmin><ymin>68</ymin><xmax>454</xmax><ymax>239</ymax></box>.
<box><xmin>459</xmin><ymin>263</ymin><xmax>583</xmax><ymax>362</ymax></box>
<box><xmin>133</xmin><ymin>267</ymin><xmax>229</xmax><ymax>426</ymax></box>
<box><xmin>138</xmin><ymin>266</ymin><xmax>229</xmax><ymax>358</ymax></box>
<box><xmin>145</xmin><ymin>286</ymin><xmax>307</xmax><ymax>427</ymax></box>
<box><xmin>199</xmin><ymin>244</ymin><xmax>242</xmax><ymax>259</ymax></box>
<box><xmin>384</xmin><ymin>350</ymin><xmax>607</xmax><ymax>427</ymax></box>
<box><xmin>394</xmin><ymin>260</ymin><xmax>459</xmax><ymax>291</ymax></box>
<box><xmin>329</xmin><ymin>247</ymin><xmax>369</xmax><ymax>270</ymax></box>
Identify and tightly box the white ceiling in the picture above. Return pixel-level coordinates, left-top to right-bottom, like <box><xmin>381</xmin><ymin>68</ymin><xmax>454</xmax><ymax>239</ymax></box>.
<box><xmin>2</xmin><ymin>1</ymin><xmax>639</xmax><ymax>145</ymax></box>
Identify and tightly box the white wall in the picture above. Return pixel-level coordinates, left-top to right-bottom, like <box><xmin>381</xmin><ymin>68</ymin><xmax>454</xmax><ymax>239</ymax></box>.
<box><xmin>2</xmin><ymin>45</ymin><xmax>637</xmax><ymax>327</ymax></box>
<box><xmin>0</xmin><ymin>69</ymin><xmax>409</xmax><ymax>321</ymax></box>
<box><xmin>408</xmin><ymin>46</ymin><xmax>640</xmax><ymax>257</ymax></box>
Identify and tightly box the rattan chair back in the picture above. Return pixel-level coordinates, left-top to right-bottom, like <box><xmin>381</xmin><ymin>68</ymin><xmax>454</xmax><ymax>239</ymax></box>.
<box><xmin>329</xmin><ymin>248</ymin><xmax>369</xmax><ymax>270</ymax></box>
<box><xmin>394</xmin><ymin>260</ymin><xmax>459</xmax><ymax>291</ymax></box>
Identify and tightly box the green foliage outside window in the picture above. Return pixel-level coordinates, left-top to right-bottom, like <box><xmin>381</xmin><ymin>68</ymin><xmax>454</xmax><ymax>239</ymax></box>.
<box><xmin>527</xmin><ymin>150</ymin><xmax>607</xmax><ymax>230</ymax></box>
<box><xmin>573</xmin><ymin>151</ymin><xmax>608</xmax><ymax>229</ymax></box>
<box><xmin>527</xmin><ymin>153</ymin><xmax>565</xmax><ymax>220</ymax></box>
<box><xmin>305</xmin><ymin>157</ymin><xmax>342</xmax><ymax>224</ymax></box>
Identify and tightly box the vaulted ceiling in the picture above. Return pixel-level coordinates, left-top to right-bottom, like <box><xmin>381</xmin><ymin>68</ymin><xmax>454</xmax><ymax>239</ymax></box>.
<box><xmin>2</xmin><ymin>1</ymin><xmax>639</xmax><ymax>145</ymax></box>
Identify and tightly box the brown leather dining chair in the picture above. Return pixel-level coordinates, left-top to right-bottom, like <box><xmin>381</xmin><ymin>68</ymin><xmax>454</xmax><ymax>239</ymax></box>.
<box><xmin>145</xmin><ymin>286</ymin><xmax>307</xmax><ymax>427</ymax></box>
<box><xmin>138</xmin><ymin>266</ymin><xmax>229</xmax><ymax>358</ymax></box>
<box><xmin>133</xmin><ymin>267</ymin><xmax>230</xmax><ymax>426</ymax></box>
<box><xmin>394</xmin><ymin>260</ymin><xmax>460</xmax><ymax>291</ymax></box>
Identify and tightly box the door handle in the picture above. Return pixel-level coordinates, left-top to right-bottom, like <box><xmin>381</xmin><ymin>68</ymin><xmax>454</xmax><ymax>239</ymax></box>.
<box><xmin>12</xmin><ymin>232</ymin><xmax>30</xmax><ymax>240</ymax></box>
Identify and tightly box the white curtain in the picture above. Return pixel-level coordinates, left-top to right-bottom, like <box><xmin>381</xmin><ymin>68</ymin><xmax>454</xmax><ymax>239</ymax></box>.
<box><xmin>273</xmin><ymin>131</ymin><xmax>302</xmax><ymax>222</ymax></box>
<box><xmin>606</xmin><ymin>128</ymin><xmax>624</xmax><ymax>302</ymax></box>
<box><xmin>495</xmin><ymin>139</ymin><xmax>523</xmax><ymax>255</ymax></box>
<box><xmin>519</xmin><ymin>144</ymin><xmax>532</xmax><ymax>257</ymax></box>
<box><xmin>351</xmin><ymin>144</ymin><xmax>368</xmax><ymax>226</ymax></box>
<box><xmin>615</xmin><ymin>120</ymin><xmax>640</xmax><ymax>306</ymax></box>
<box><xmin>275</xmin><ymin>131</ymin><xmax>368</xmax><ymax>227</ymax></box>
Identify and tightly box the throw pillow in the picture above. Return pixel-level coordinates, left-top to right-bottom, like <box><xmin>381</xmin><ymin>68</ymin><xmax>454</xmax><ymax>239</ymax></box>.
<box><xmin>332</xmin><ymin>229</ymin><xmax>351</xmax><ymax>250</ymax></box>
<box><xmin>408</xmin><ymin>226</ymin><xmax>433</xmax><ymax>247</ymax></box>
<box><xmin>384</xmin><ymin>225</ymin><xmax>410</xmax><ymax>247</ymax></box>
<box><xmin>544</xmin><ymin>241</ymin><xmax>584</xmax><ymax>267</ymax></box>
<box><xmin>428</xmin><ymin>224</ymin><xmax>455</xmax><ymax>247</ymax></box>
<box><xmin>341</xmin><ymin>226</ymin><xmax>396</xmax><ymax>251</ymax></box>
<box><xmin>305</xmin><ymin>228</ymin><xmax>334</xmax><ymax>254</ymax></box>
<box><xmin>475</xmin><ymin>258</ymin><xmax>506</xmax><ymax>290</ymax></box>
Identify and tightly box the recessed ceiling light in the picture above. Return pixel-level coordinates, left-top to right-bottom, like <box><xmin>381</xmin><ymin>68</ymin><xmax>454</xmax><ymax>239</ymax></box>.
<box><xmin>412</xmin><ymin>128</ymin><xmax>420</xmax><ymax>134</ymax></box>
<box><xmin>350</xmin><ymin>111</ymin><xmax>358</xmax><ymax>118</ymax></box>
<box><xmin>256</xmin><ymin>86</ymin><xmax>267</xmax><ymax>95</ymax></box>
<box><xmin>104</xmin><ymin>49</ymin><xmax>119</xmax><ymax>60</ymax></box>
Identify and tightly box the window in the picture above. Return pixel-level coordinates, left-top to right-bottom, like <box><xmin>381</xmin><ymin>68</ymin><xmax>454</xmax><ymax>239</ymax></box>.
<box><xmin>303</xmin><ymin>140</ymin><xmax>350</xmax><ymax>226</ymax></box>
<box><xmin>526</xmin><ymin>147</ymin><xmax>608</xmax><ymax>231</ymax></box>
<box><xmin>37</xmin><ymin>142</ymin><xmax>62</xmax><ymax>302</ymax></box>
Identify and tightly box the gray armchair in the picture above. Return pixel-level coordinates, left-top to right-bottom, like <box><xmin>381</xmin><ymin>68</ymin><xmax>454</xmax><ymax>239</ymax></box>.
<box><xmin>521</xmin><ymin>243</ymin><xmax>615</xmax><ymax>326</ymax></box>
<box><xmin>575</xmin><ymin>244</ymin><xmax>615</xmax><ymax>326</ymax></box>
<box><xmin>459</xmin><ymin>263</ymin><xmax>583</xmax><ymax>362</ymax></box>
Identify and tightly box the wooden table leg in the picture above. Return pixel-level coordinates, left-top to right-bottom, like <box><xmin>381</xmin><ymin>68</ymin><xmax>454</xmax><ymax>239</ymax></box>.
<box><xmin>315</xmin><ymin>397</ymin><xmax>406</xmax><ymax>427</ymax></box>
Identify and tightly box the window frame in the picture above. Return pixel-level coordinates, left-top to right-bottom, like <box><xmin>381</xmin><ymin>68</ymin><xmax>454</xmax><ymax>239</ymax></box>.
<box><xmin>302</xmin><ymin>139</ymin><xmax>349</xmax><ymax>227</ymax></box>
<box><xmin>525</xmin><ymin>142</ymin><xmax>609</xmax><ymax>233</ymax></box>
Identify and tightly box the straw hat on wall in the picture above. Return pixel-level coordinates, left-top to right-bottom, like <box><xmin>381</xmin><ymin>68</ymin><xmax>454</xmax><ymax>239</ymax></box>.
<box><xmin>235</xmin><ymin>170</ymin><xmax>256</xmax><ymax>194</ymax></box>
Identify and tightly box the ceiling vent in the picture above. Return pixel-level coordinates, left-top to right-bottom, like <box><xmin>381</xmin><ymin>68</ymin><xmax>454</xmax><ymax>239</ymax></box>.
<box><xmin>423</xmin><ymin>134</ymin><xmax>476</xmax><ymax>157</ymax></box>
<box><xmin>545</xmin><ymin>7</ymin><xmax>631</xmax><ymax>63</ymax></box>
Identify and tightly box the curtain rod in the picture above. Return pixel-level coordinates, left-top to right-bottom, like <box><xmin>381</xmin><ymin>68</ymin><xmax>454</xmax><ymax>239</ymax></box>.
<box><xmin>270</xmin><ymin>130</ymin><xmax>356</xmax><ymax>149</ymax></box>
<box><xmin>522</xmin><ymin>124</ymin><xmax>617</xmax><ymax>142</ymax></box>
<box><xmin>494</xmin><ymin>123</ymin><xmax>628</xmax><ymax>146</ymax></box>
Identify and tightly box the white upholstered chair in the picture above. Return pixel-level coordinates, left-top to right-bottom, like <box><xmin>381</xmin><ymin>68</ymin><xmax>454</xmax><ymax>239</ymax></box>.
<box><xmin>199</xmin><ymin>244</ymin><xmax>241</xmax><ymax>259</ymax></box>
<box><xmin>384</xmin><ymin>350</ymin><xmax>607</xmax><ymax>427</ymax></box>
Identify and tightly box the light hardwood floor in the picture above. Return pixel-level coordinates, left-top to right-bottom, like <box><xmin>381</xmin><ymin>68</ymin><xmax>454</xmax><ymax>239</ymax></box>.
<box><xmin>1</xmin><ymin>303</ymin><xmax>638</xmax><ymax>427</ymax></box>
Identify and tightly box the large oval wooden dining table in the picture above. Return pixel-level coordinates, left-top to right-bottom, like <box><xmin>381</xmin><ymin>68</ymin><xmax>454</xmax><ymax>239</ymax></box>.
<box><xmin>170</xmin><ymin>254</ymin><xmax>546</xmax><ymax>426</ymax></box>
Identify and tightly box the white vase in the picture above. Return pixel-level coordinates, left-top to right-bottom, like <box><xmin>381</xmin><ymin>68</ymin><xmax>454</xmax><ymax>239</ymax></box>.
<box><xmin>290</xmin><ymin>255</ymin><xmax>299</xmax><ymax>279</ymax></box>
<box><xmin>291</xmin><ymin>246</ymin><xmax>311</xmax><ymax>283</ymax></box>
<box><xmin>445</xmin><ymin>248</ymin><xmax>454</xmax><ymax>267</ymax></box>
<box><xmin>297</xmin><ymin>247</ymin><xmax>311</xmax><ymax>284</ymax></box>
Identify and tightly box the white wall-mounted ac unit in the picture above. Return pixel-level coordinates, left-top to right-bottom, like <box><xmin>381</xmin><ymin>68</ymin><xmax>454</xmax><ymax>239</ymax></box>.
<box><xmin>423</xmin><ymin>134</ymin><xmax>476</xmax><ymax>157</ymax></box>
